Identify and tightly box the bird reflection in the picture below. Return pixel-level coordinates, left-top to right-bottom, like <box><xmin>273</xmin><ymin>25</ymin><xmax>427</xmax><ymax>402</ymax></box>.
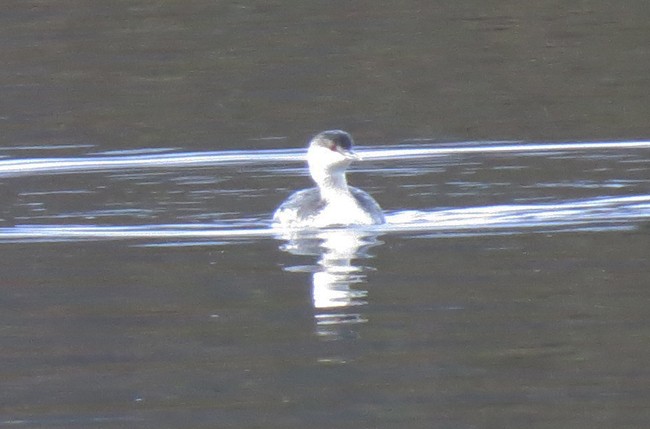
<box><xmin>276</xmin><ymin>228</ymin><xmax>382</xmax><ymax>339</ymax></box>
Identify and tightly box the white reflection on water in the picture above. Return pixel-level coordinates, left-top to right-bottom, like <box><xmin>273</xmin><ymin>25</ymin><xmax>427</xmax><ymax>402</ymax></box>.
<box><xmin>276</xmin><ymin>228</ymin><xmax>382</xmax><ymax>339</ymax></box>
<box><xmin>1</xmin><ymin>141</ymin><xmax>648</xmax><ymax>339</ymax></box>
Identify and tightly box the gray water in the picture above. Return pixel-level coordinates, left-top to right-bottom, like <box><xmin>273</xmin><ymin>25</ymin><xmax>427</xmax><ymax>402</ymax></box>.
<box><xmin>1</xmin><ymin>2</ymin><xmax>650</xmax><ymax>429</ymax></box>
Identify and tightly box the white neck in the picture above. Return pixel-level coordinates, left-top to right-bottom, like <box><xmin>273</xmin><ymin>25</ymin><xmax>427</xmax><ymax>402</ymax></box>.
<box><xmin>311</xmin><ymin>168</ymin><xmax>351</xmax><ymax>201</ymax></box>
<box><xmin>307</xmin><ymin>145</ymin><xmax>354</xmax><ymax>202</ymax></box>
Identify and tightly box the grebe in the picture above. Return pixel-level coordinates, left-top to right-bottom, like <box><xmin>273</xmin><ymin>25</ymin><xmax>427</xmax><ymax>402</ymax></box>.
<box><xmin>273</xmin><ymin>130</ymin><xmax>385</xmax><ymax>227</ymax></box>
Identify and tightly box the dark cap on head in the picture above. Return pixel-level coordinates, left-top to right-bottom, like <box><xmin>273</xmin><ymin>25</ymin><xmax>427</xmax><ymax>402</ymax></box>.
<box><xmin>313</xmin><ymin>130</ymin><xmax>354</xmax><ymax>151</ymax></box>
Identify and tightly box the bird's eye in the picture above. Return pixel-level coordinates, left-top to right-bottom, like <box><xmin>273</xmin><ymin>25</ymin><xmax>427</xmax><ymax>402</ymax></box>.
<box><xmin>328</xmin><ymin>142</ymin><xmax>337</xmax><ymax>151</ymax></box>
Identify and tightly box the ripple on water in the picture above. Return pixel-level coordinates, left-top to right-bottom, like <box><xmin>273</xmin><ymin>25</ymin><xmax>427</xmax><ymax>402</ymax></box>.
<box><xmin>0</xmin><ymin>140</ymin><xmax>648</xmax><ymax>244</ymax></box>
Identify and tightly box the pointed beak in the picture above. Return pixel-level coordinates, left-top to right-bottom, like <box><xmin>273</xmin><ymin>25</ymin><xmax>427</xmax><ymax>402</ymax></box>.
<box><xmin>338</xmin><ymin>147</ymin><xmax>362</xmax><ymax>161</ymax></box>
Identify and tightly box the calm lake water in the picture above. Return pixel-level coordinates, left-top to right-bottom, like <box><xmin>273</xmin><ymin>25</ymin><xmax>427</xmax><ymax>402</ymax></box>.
<box><xmin>1</xmin><ymin>2</ymin><xmax>649</xmax><ymax>429</ymax></box>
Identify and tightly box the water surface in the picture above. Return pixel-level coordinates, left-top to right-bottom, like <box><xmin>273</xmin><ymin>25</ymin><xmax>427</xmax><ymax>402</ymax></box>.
<box><xmin>1</xmin><ymin>1</ymin><xmax>649</xmax><ymax>428</ymax></box>
<box><xmin>1</xmin><ymin>141</ymin><xmax>649</xmax><ymax>428</ymax></box>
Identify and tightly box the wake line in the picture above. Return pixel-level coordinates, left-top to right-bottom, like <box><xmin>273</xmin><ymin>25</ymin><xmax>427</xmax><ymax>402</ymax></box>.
<box><xmin>0</xmin><ymin>224</ymin><xmax>276</xmax><ymax>241</ymax></box>
<box><xmin>0</xmin><ymin>141</ymin><xmax>648</xmax><ymax>177</ymax></box>
<box><xmin>0</xmin><ymin>151</ymin><xmax>302</xmax><ymax>177</ymax></box>
<box><xmin>386</xmin><ymin>195</ymin><xmax>650</xmax><ymax>232</ymax></box>
<box><xmin>361</xmin><ymin>140</ymin><xmax>650</xmax><ymax>160</ymax></box>
<box><xmin>1</xmin><ymin>195</ymin><xmax>648</xmax><ymax>244</ymax></box>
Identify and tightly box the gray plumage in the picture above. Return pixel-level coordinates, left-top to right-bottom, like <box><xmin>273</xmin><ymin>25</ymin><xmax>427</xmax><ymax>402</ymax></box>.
<box><xmin>274</xmin><ymin>186</ymin><xmax>385</xmax><ymax>226</ymax></box>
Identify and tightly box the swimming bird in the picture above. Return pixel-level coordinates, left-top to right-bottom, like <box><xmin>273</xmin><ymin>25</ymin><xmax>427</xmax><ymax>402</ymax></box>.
<box><xmin>273</xmin><ymin>130</ymin><xmax>384</xmax><ymax>227</ymax></box>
